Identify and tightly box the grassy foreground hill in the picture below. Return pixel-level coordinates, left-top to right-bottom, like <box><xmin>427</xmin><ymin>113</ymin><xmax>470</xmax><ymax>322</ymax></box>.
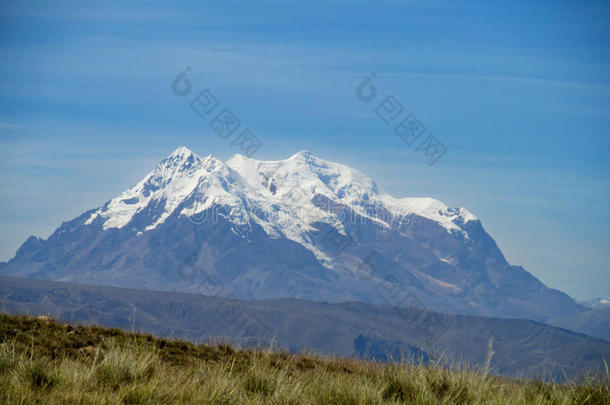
<box><xmin>0</xmin><ymin>314</ymin><xmax>608</xmax><ymax>404</ymax></box>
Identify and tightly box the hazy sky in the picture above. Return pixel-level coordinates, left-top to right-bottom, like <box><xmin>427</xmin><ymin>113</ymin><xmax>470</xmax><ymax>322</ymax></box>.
<box><xmin>1</xmin><ymin>0</ymin><xmax>609</xmax><ymax>299</ymax></box>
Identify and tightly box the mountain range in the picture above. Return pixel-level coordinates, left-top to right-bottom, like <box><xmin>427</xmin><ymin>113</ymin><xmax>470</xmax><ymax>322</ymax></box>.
<box><xmin>2</xmin><ymin>275</ymin><xmax>609</xmax><ymax>380</ymax></box>
<box><xmin>0</xmin><ymin>147</ymin><xmax>591</xmax><ymax>325</ymax></box>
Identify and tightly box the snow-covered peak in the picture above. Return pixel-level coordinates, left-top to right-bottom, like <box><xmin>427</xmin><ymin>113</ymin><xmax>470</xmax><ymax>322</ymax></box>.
<box><xmin>288</xmin><ymin>150</ymin><xmax>314</xmax><ymax>161</ymax></box>
<box><xmin>227</xmin><ymin>150</ymin><xmax>378</xmax><ymax>200</ymax></box>
<box><xmin>169</xmin><ymin>145</ymin><xmax>196</xmax><ymax>158</ymax></box>
<box><xmin>86</xmin><ymin>148</ymin><xmax>225</xmax><ymax>231</ymax></box>
<box><xmin>225</xmin><ymin>151</ymin><xmax>479</xmax><ymax>228</ymax></box>
<box><xmin>379</xmin><ymin>195</ymin><xmax>477</xmax><ymax>233</ymax></box>
<box><xmin>156</xmin><ymin>146</ymin><xmax>206</xmax><ymax>175</ymax></box>
<box><xmin>229</xmin><ymin>151</ymin><xmax>480</xmax><ymax>238</ymax></box>
<box><xmin>86</xmin><ymin>147</ymin><xmax>478</xmax><ymax>240</ymax></box>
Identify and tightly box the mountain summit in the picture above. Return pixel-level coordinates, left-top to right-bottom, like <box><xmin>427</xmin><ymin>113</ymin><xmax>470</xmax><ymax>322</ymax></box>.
<box><xmin>1</xmin><ymin>147</ymin><xmax>584</xmax><ymax>321</ymax></box>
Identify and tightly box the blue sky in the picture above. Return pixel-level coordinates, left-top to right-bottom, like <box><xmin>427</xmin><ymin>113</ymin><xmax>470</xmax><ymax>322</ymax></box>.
<box><xmin>0</xmin><ymin>0</ymin><xmax>609</xmax><ymax>299</ymax></box>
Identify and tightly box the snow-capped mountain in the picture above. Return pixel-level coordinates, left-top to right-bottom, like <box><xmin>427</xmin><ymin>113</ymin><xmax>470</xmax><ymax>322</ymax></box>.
<box><xmin>1</xmin><ymin>147</ymin><xmax>585</xmax><ymax>321</ymax></box>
